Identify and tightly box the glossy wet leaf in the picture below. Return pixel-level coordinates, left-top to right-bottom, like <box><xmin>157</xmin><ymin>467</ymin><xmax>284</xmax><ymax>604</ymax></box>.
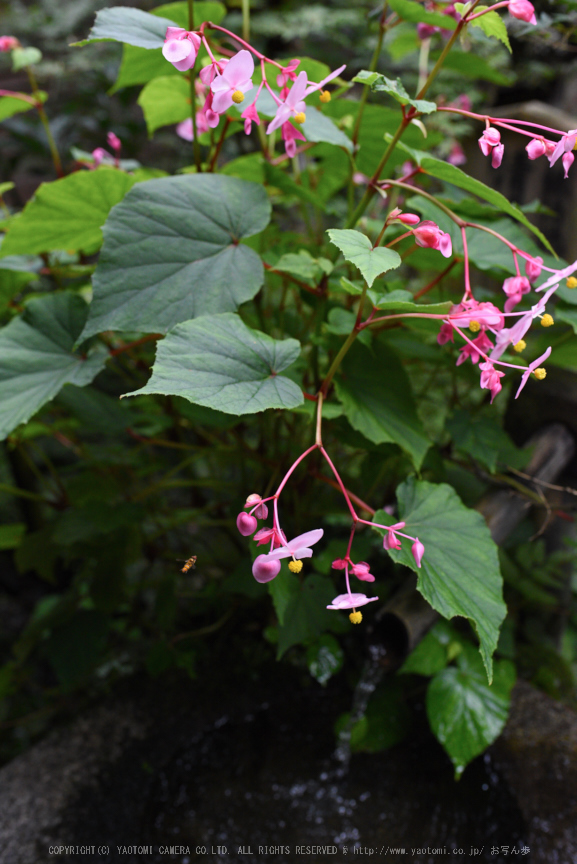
<box><xmin>0</xmin><ymin>293</ymin><xmax>107</xmax><ymax>441</ymax></box>
<box><xmin>81</xmin><ymin>174</ymin><xmax>271</xmax><ymax>339</ymax></box>
<box><xmin>127</xmin><ymin>312</ymin><xmax>303</xmax><ymax>415</ymax></box>
<box><xmin>427</xmin><ymin>644</ymin><xmax>515</xmax><ymax>775</ymax></box>
<box><xmin>0</xmin><ymin>169</ymin><xmax>136</xmax><ymax>257</ymax></box>
<box><xmin>307</xmin><ymin>634</ymin><xmax>344</xmax><ymax>686</ymax></box>
<box><xmin>335</xmin><ymin>341</ymin><xmax>430</xmax><ymax>469</ymax></box>
<box><xmin>373</xmin><ymin>478</ymin><xmax>506</xmax><ymax>681</ymax></box>
<box><xmin>73</xmin><ymin>6</ymin><xmax>176</xmax><ymax>48</ymax></box>
<box><xmin>400</xmin><ymin>620</ymin><xmax>463</xmax><ymax>676</ymax></box>
<box><xmin>327</xmin><ymin>229</ymin><xmax>402</xmax><ymax>288</ymax></box>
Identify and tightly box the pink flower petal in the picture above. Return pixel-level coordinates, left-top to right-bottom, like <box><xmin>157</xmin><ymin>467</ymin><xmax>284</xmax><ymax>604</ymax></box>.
<box><xmin>327</xmin><ymin>593</ymin><xmax>378</xmax><ymax>610</ymax></box>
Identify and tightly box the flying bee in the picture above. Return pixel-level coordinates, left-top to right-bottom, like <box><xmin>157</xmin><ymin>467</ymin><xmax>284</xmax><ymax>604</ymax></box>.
<box><xmin>179</xmin><ymin>555</ymin><xmax>197</xmax><ymax>573</ymax></box>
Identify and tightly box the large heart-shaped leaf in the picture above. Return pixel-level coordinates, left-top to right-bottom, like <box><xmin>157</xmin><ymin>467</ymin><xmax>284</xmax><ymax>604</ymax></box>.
<box><xmin>125</xmin><ymin>312</ymin><xmax>303</xmax><ymax>415</ymax></box>
<box><xmin>327</xmin><ymin>229</ymin><xmax>402</xmax><ymax>287</ymax></box>
<box><xmin>0</xmin><ymin>293</ymin><xmax>107</xmax><ymax>440</ymax></box>
<box><xmin>0</xmin><ymin>169</ymin><xmax>136</xmax><ymax>257</ymax></box>
<box><xmin>427</xmin><ymin>644</ymin><xmax>515</xmax><ymax>776</ymax></box>
<box><xmin>373</xmin><ymin>478</ymin><xmax>506</xmax><ymax>681</ymax></box>
<box><xmin>335</xmin><ymin>340</ymin><xmax>430</xmax><ymax>468</ymax></box>
<box><xmin>80</xmin><ymin>175</ymin><xmax>271</xmax><ymax>340</ymax></box>
<box><xmin>72</xmin><ymin>7</ymin><xmax>177</xmax><ymax>49</ymax></box>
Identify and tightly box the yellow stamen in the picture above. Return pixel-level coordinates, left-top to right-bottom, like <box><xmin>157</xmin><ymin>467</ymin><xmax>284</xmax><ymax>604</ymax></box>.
<box><xmin>540</xmin><ymin>313</ymin><xmax>554</xmax><ymax>327</ymax></box>
<box><xmin>232</xmin><ymin>90</ymin><xmax>245</xmax><ymax>104</ymax></box>
<box><xmin>533</xmin><ymin>367</ymin><xmax>547</xmax><ymax>380</ymax></box>
<box><xmin>469</xmin><ymin>320</ymin><xmax>481</xmax><ymax>333</ymax></box>
<box><xmin>513</xmin><ymin>340</ymin><xmax>526</xmax><ymax>353</ymax></box>
<box><xmin>319</xmin><ymin>90</ymin><xmax>331</xmax><ymax>103</ymax></box>
<box><xmin>294</xmin><ymin>111</ymin><xmax>306</xmax><ymax>125</ymax></box>
<box><xmin>288</xmin><ymin>559</ymin><xmax>303</xmax><ymax>574</ymax></box>
<box><xmin>349</xmin><ymin>610</ymin><xmax>363</xmax><ymax>624</ymax></box>
<box><xmin>566</xmin><ymin>277</ymin><xmax>577</xmax><ymax>289</ymax></box>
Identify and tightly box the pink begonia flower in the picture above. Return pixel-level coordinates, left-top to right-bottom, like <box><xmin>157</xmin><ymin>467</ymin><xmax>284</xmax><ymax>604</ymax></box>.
<box><xmin>548</xmin><ymin>130</ymin><xmax>577</xmax><ymax>169</ymax></box>
<box><xmin>490</xmin><ymin>287</ymin><xmax>554</xmax><ymax>361</ymax></box>
<box><xmin>350</xmin><ymin>562</ymin><xmax>375</xmax><ymax>583</ymax></box>
<box><xmin>253</xmin><ymin>555</ymin><xmax>281</xmax><ymax>583</ymax></box>
<box><xmin>92</xmin><ymin>147</ymin><xmax>111</xmax><ymax>168</ymax></box>
<box><xmin>0</xmin><ymin>36</ymin><xmax>19</xmax><ymax>52</ymax></box>
<box><xmin>266</xmin><ymin>65</ymin><xmax>346</xmax><ymax>134</ymax></box>
<box><xmin>253</xmin><ymin>526</ymin><xmax>286</xmax><ymax>548</ymax></box>
<box><xmin>563</xmin><ymin>151</ymin><xmax>574</xmax><ymax>179</ymax></box>
<box><xmin>479</xmin><ymin>127</ymin><xmax>504</xmax><ymax>167</ymax></box>
<box><xmin>526</xmin><ymin>138</ymin><xmax>547</xmax><ymax>160</ymax></box>
<box><xmin>449</xmin><ymin>300</ymin><xmax>504</xmax><ymax>330</ymax></box>
<box><xmin>447</xmin><ymin>143</ymin><xmax>467</xmax><ymax>166</ymax></box>
<box><xmin>525</xmin><ymin>256</ymin><xmax>543</xmax><ymax>284</ymax></box>
<box><xmin>327</xmin><ymin>593</ymin><xmax>378</xmax><ymax>610</ymax></box>
<box><xmin>107</xmin><ymin>132</ymin><xmax>121</xmax><ymax>153</ymax></box>
<box><xmin>331</xmin><ymin>559</ymin><xmax>347</xmax><ymax>570</ymax></box>
<box><xmin>237</xmin><ymin>512</ymin><xmax>257</xmax><ymax>536</ymax></box>
<box><xmin>412</xmin><ymin>221</ymin><xmax>452</xmax><ymax>258</ymax></box>
<box><xmin>199</xmin><ymin>59</ymin><xmax>227</xmax><ymax>86</ymax></box>
<box><xmin>281</xmin><ymin>121</ymin><xmax>306</xmax><ymax>158</ymax></box>
<box><xmin>479</xmin><ymin>362</ymin><xmax>505</xmax><ymax>403</ymax></box>
<box><xmin>411</xmin><ymin>539</ymin><xmax>425</xmax><ymax>568</ymax></box>
<box><xmin>515</xmin><ymin>347</ymin><xmax>552</xmax><ymax>399</ymax></box>
<box><xmin>383</xmin><ymin>531</ymin><xmax>402</xmax><ymax>551</ymax></box>
<box><xmin>502</xmin><ymin>275</ymin><xmax>531</xmax><ymax>313</ymax></box>
<box><xmin>508</xmin><ymin>0</ymin><xmax>537</xmax><ymax>24</ymax></box>
<box><xmin>162</xmin><ymin>28</ymin><xmax>201</xmax><ymax>72</ymax></box>
<box><xmin>491</xmin><ymin>143</ymin><xmax>505</xmax><ymax>169</ymax></box>
<box><xmin>264</xmin><ymin>528</ymin><xmax>324</xmax><ymax>561</ymax></box>
<box><xmin>456</xmin><ymin>331</ymin><xmax>494</xmax><ymax>366</ymax></box>
<box><xmin>437</xmin><ymin>322</ymin><xmax>455</xmax><ymax>345</ymax></box>
<box><xmin>276</xmin><ymin>58</ymin><xmax>300</xmax><ymax>89</ymax></box>
<box><xmin>210</xmin><ymin>50</ymin><xmax>254</xmax><ymax>114</ymax></box>
<box><xmin>241</xmin><ymin>102</ymin><xmax>260</xmax><ymax>135</ymax></box>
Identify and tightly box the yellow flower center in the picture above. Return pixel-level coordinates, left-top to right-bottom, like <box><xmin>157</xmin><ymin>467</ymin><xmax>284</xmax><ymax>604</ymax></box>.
<box><xmin>349</xmin><ymin>610</ymin><xmax>363</xmax><ymax>624</ymax></box>
<box><xmin>540</xmin><ymin>313</ymin><xmax>554</xmax><ymax>327</ymax></box>
<box><xmin>469</xmin><ymin>320</ymin><xmax>481</xmax><ymax>333</ymax></box>
<box><xmin>566</xmin><ymin>277</ymin><xmax>577</xmax><ymax>289</ymax></box>
<box><xmin>294</xmin><ymin>111</ymin><xmax>306</xmax><ymax>124</ymax></box>
<box><xmin>533</xmin><ymin>367</ymin><xmax>547</xmax><ymax>380</ymax></box>
<box><xmin>513</xmin><ymin>340</ymin><xmax>526</xmax><ymax>352</ymax></box>
<box><xmin>232</xmin><ymin>90</ymin><xmax>245</xmax><ymax>104</ymax></box>
<box><xmin>288</xmin><ymin>559</ymin><xmax>303</xmax><ymax>574</ymax></box>
<box><xmin>319</xmin><ymin>90</ymin><xmax>331</xmax><ymax>103</ymax></box>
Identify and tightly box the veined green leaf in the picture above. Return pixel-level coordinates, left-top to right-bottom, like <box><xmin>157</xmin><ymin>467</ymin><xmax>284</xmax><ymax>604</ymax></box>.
<box><xmin>388</xmin><ymin>0</ymin><xmax>458</xmax><ymax>29</ymax></box>
<box><xmin>352</xmin><ymin>71</ymin><xmax>437</xmax><ymax>115</ymax></box>
<box><xmin>327</xmin><ymin>229</ymin><xmax>402</xmax><ymax>287</ymax></box>
<box><xmin>72</xmin><ymin>6</ymin><xmax>177</xmax><ymax>48</ymax></box>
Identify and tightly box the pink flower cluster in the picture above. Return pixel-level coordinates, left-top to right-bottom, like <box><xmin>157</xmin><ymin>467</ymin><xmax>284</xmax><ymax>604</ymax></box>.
<box><xmin>477</xmin><ymin>123</ymin><xmax>576</xmax><ymax>179</ymax></box>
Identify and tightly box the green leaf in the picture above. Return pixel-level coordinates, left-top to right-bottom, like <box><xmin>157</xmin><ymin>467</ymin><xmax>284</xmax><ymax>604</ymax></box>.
<box><xmin>447</xmin><ymin>409</ymin><xmax>518</xmax><ymax>473</ymax></box>
<box><xmin>327</xmin><ymin>229</ymin><xmax>402</xmax><ymax>288</ymax></box>
<box><xmin>373</xmin><ymin>478</ymin><xmax>506</xmax><ymax>681</ymax></box>
<box><xmin>81</xmin><ymin>174</ymin><xmax>271</xmax><ymax>339</ymax></box>
<box><xmin>419</xmin><ymin>157</ymin><xmax>555</xmax><ymax>254</ymax></box>
<box><xmin>0</xmin><ymin>91</ymin><xmax>47</xmax><ymax>122</ymax></box>
<box><xmin>352</xmin><ymin>71</ymin><xmax>437</xmax><ymax>115</ymax></box>
<box><xmin>11</xmin><ymin>47</ymin><xmax>42</xmax><ymax>70</ymax></box>
<box><xmin>268</xmin><ymin>570</ymin><xmax>300</xmax><ymax>626</ymax></box>
<box><xmin>137</xmin><ymin>75</ymin><xmax>190</xmax><ymax>135</ymax></box>
<box><xmin>456</xmin><ymin>4</ymin><xmax>512</xmax><ymax>52</ymax></box>
<box><xmin>427</xmin><ymin>644</ymin><xmax>515</xmax><ymax>775</ymax></box>
<box><xmin>0</xmin><ymin>523</ymin><xmax>26</xmax><ymax>551</ymax></box>
<box><xmin>72</xmin><ymin>6</ymin><xmax>177</xmax><ymax>48</ymax></box>
<box><xmin>0</xmin><ymin>293</ymin><xmax>107</xmax><ymax>440</ymax></box>
<box><xmin>0</xmin><ymin>169</ymin><xmax>136</xmax><ymax>257</ymax></box>
<box><xmin>388</xmin><ymin>0</ymin><xmax>458</xmax><ymax>29</ymax></box>
<box><xmin>307</xmin><ymin>634</ymin><xmax>344</xmax><ymax>686</ymax></box>
<box><xmin>111</xmin><ymin>3</ymin><xmax>226</xmax><ymax>91</ymax></box>
<box><xmin>274</xmin><ymin>250</ymin><xmax>332</xmax><ymax>283</ymax></box>
<box><xmin>276</xmin><ymin>573</ymin><xmax>336</xmax><ymax>658</ymax></box>
<box><xmin>126</xmin><ymin>312</ymin><xmax>304</xmax><ymax>415</ymax></box>
<box><xmin>399</xmin><ymin>620</ymin><xmax>463</xmax><ymax>676</ymax></box>
<box><xmin>438</xmin><ymin>51</ymin><xmax>513</xmax><ymax>86</ymax></box>
<box><xmin>335</xmin><ymin>340</ymin><xmax>430</xmax><ymax>468</ymax></box>
<box><xmin>45</xmin><ymin>610</ymin><xmax>109</xmax><ymax>690</ymax></box>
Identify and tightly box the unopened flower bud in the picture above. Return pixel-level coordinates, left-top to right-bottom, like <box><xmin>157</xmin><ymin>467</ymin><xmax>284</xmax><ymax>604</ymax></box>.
<box><xmin>562</xmin><ymin>151</ymin><xmax>574</xmax><ymax>179</ymax></box>
<box><xmin>513</xmin><ymin>340</ymin><xmax>526</xmax><ymax>352</ymax></box>
<box><xmin>349</xmin><ymin>611</ymin><xmax>363</xmax><ymax>624</ymax></box>
<box><xmin>491</xmin><ymin>143</ymin><xmax>505</xmax><ymax>169</ymax></box>
<box><xmin>252</xmin><ymin>555</ymin><xmax>281</xmax><ymax>583</ymax></box>
<box><xmin>533</xmin><ymin>368</ymin><xmax>547</xmax><ymax>380</ymax></box>
<box><xmin>245</xmin><ymin>493</ymin><xmax>262</xmax><ymax>508</ymax></box>
<box><xmin>525</xmin><ymin>256</ymin><xmax>543</xmax><ymax>283</ymax></box>
<box><xmin>509</xmin><ymin>0</ymin><xmax>537</xmax><ymax>24</ymax></box>
<box><xmin>540</xmin><ymin>313</ymin><xmax>554</xmax><ymax>327</ymax></box>
<box><xmin>237</xmin><ymin>511</ymin><xmax>258</xmax><ymax>536</ymax></box>
<box><xmin>397</xmin><ymin>213</ymin><xmax>421</xmax><ymax>225</ymax></box>
<box><xmin>319</xmin><ymin>90</ymin><xmax>331</xmax><ymax>103</ymax></box>
<box><xmin>526</xmin><ymin>138</ymin><xmax>546</xmax><ymax>160</ymax></box>
<box><xmin>331</xmin><ymin>558</ymin><xmax>347</xmax><ymax>570</ymax></box>
<box><xmin>411</xmin><ymin>538</ymin><xmax>425</xmax><ymax>568</ymax></box>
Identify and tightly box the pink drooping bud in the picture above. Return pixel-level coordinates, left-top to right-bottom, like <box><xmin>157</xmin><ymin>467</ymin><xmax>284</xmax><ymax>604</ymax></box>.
<box><xmin>526</xmin><ymin>138</ymin><xmax>546</xmax><ymax>160</ymax></box>
<box><xmin>502</xmin><ymin>275</ymin><xmax>531</xmax><ymax>313</ymax></box>
<box><xmin>491</xmin><ymin>143</ymin><xmax>505</xmax><ymax>169</ymax></box>
<box><xmin>383</xmin><ymin>532</ymin><xmax>402</xmax><ymax>551</ymax></box>
<box><xmin>411</xmin><ymin>538</ymin><xmax>425</xmax><ymax>568</ymax></box>
<box><xmin>162</xmin><ymin>28</ymin><xmax>201</xmax><ymax>72</ymax></box>
<box><xmin>525</xmin><ymin>256</ymin><xmax>543</xmax><ymax>283</ymax></box>
<box><xmin>241</xmin><ymin>102</ymin><xmax>260</xmax><ymax>135</ymax></box>
<box><xmin>437</xmin><ymin>322</ymin><xmax>455</xmax><ymax>345</ymax></box>
<box><xmin>350</xmin><ymin>562</ymin><xmax>374</xmax><ymax>582</ymax></box>
<box><xmin>508</xmin><ymin>0</ymin><xmax>537</xmax><ymax>24</ymax></box>
<box><xmin>245</xmin><ymin>493</ymin><xmax>262</xmax><ymax>507</ymax></box>
<box><xmin>397</xmin><ymin>212</ymin><xmax>421</xmax><ymax>225</ymax></box>
<box><xmin>0</xmin><ymin>36</ymin><xmax>19</xmax><ymax>52</ymax></box>
<box><xmin>276</xmin><ymin>58</ymin><xmax>300</xmax><ymax>88</ymax></box>
<box><xmin>412</xmin><ymin>221</ymin><xmax>452</xmax><ymax>258</ymax></box>
<box><xmin>456</xmin><ymin>331</ymin><xmax>494</xmax><ymax>367</ymax></box>
<box><xmin>107</xmin><ymin>132</ymin><xmax>121</xmax><ymax>153</ymax></box>
<box><xmin>236</xmin><ymin>512</ymin><xmax>258</xmax><ymax>536</ymax></box>
<box><xmin>563</xmin><ymin>151</ymin><xmax>574</xmax><ymax>179</ymax></box>
<box><xmin>252</xmin><ymin>555</ymin><xmax>282</xmax><ymax>583</ymax></box>
<box><xmin>331</xmin><ymin>558</ymin><xmax>347</xmax><ymax>570</ymax></box>
<box><xmin>478</xmin><ymin>127</ymin><xmax>501</xmax><ymax>156</ymax></box>
<box><xmin>281</xmin><ymin>121</ymin><xmax>306</xmax><ymax>158</ymax></box>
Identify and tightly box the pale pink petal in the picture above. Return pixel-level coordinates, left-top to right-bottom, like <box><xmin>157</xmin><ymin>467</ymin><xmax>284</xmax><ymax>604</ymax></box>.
<box><xmin>223</xmin><ymin>49</ymin><xmax>254</xmax><ymax>87</ymax></box>
<box><xmin>162</xmin><ymin>39</ymin><xmax>192</xmax><ymax>63</ymax></box>
<box><xmin>327</xmin><ymin>593</ymin><xmax>378</xmax><ymax>610</ymax></box>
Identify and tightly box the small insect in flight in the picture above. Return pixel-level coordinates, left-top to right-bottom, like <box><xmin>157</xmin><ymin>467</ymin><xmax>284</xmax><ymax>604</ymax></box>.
<box><xmin>180</xmin><ymin>555</ymin><xmax>197</xmax><ymax>573</ymax></box>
